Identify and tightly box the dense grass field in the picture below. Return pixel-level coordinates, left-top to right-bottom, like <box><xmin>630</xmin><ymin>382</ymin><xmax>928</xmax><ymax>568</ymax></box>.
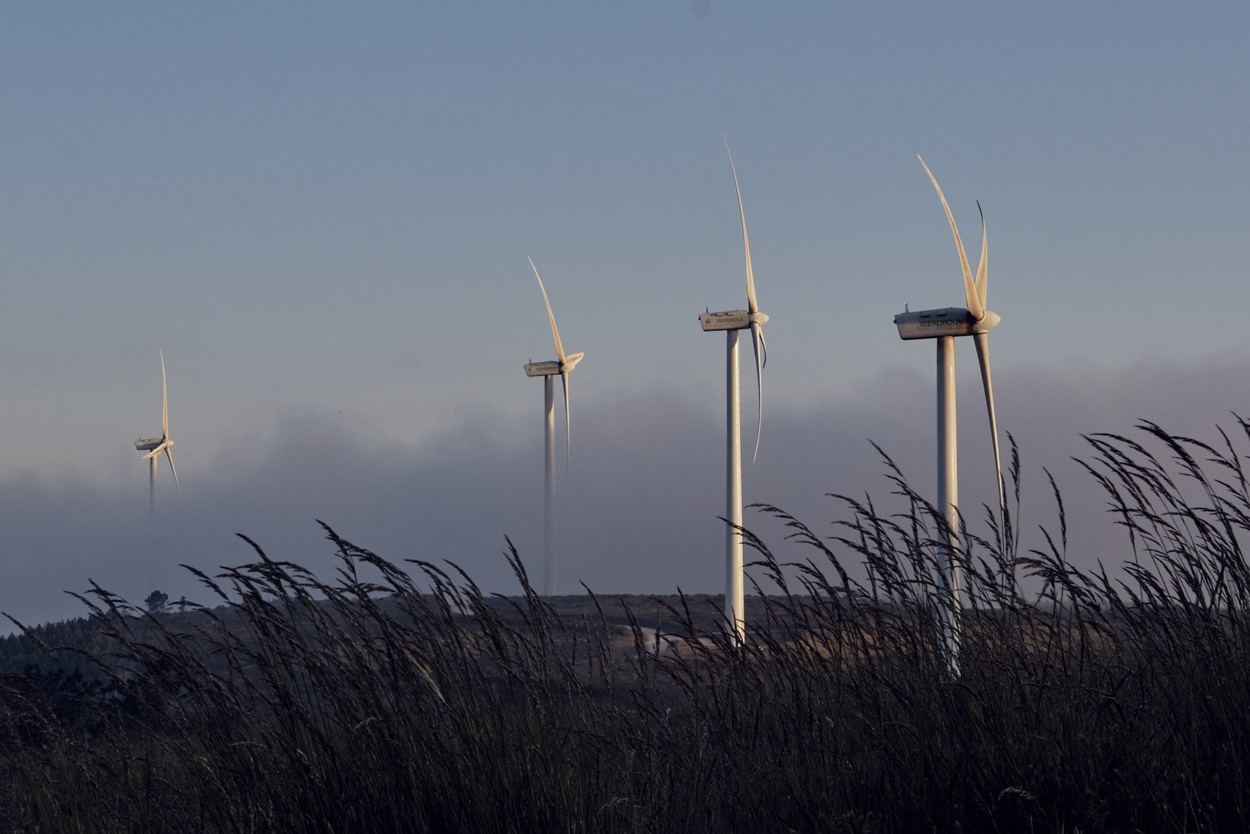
<box><xmin>5</xmin><ymin>420</ymin><xmax>1250</xmax><ymax>832</ymax></box>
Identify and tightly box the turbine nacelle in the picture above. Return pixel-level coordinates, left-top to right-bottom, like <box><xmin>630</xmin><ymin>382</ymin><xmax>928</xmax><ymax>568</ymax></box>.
<box><xmin>894</xmin><ymin>307</ymin><xmax>1001</xmax><ymax>340</ymax></box>
<box><xmin>523</xmin><ymin>353</ymin><xmax>583</xmax><ymax>377</ymax></box>
<box><xmin>700</xmin><ymin>309</ymin><xmax>768</xmax><ymax>331</ymax></box>
<box><xmin>524</xmin><ymin>361</ymin><xmax>561</xmax><ymax>377</ymax></box>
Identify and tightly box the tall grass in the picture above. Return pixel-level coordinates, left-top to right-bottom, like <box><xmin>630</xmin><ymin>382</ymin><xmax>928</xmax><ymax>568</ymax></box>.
<box><xmin>5</xmin><ymin>418</ymin><xmax>1250</xmax><ymax>831</ymax></box>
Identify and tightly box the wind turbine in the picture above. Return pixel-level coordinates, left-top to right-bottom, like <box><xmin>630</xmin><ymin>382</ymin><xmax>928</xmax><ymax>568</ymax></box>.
<box><xmin>699</xmin><ymin>142</ymin><xmax>768</xmax><ymax>644</ymax></box>
<box><xmin>134</xmin><ymin>350</ymin><xmax>180</xmax><ymax>514</ymax></box>
<box><xmin>893</xmin><ymin>156</ymin><xmax>1004</xmax><ymax>675</ymax></box>
<box><xmin>522</xmin><ymin>258</ymin><xmax>584</xmax><ymax>596</ymax></box>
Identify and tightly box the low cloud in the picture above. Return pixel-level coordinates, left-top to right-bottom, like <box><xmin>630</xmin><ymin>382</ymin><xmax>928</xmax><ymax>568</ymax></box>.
<box><xmin>5</xmin><ymin>356</ymin><xmax>1250</xmax><ymax>630</ymax></box>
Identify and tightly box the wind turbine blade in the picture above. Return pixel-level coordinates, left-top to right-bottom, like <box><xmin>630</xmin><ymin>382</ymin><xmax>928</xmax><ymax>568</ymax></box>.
<box><xmin>975</xmin><ymin>201</ymin><xmax>988</xmax><ymax>311</ymax></box>
<box><xmin>755</xmin><ymin>319</ymin><xmax>768</xmax><ymax>370</ymax></box>
<box><xmin>165</xmin><ymin>447</ymin><xmax>181</xmax><ymax>494</ymax></box>
<box><xmin>724</xmin><ymin>140</ymin><xmax>759</xmax><ymax>315</ymax></box>
<box><xmin>918</xmin><ymin>155</ymin><xmax>984</xmax><ymax>321</ymax></box>
<box><xmin>528</xmin><ymin>257</ymin><xmax>567</xmax><ymax>364</ymax></box>
<box><xmin>160</xmin><ymin>349</ymin><xmax>169</xmax><ymax>439</ymax></box>
<box><xmin>561</xmin><ymin>371</ymin><xmax>571</xmax><ymax>463</ymax></box>
<box><xmin>973</xmin><ymin>332</ymin><xmax>1005</xmax><ymax>524</ymax></box>
<box><xmin>750</xmin><ymin>322</ymin><xmax>765</xmax><ymax>463</ymax></box>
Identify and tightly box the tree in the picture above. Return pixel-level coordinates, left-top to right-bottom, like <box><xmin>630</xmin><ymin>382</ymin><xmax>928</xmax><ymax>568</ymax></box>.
<box><xmin>144</xmin><ymin>591</ymin><xmax>169</xmax><ymax>615</ymax></box>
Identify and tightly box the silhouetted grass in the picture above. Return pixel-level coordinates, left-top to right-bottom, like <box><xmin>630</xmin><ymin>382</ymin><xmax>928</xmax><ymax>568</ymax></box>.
<box><xmin>5</xmin><ymin>418</ymin><xmax>1250</xmax><ymax>831</ymax></box>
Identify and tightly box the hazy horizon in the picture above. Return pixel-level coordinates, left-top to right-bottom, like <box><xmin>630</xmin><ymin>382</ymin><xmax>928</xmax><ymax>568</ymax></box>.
<box><xmin>6</xmin><ymin>353</ymin><xmax>1250</xmax><ymax>632</ymax></box>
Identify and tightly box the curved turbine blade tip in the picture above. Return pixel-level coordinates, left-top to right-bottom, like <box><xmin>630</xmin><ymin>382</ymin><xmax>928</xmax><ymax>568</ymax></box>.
<box><xmin>917</xmin><ymin>156</ymin><xmax>982</xmax><ymax>320</ymax></box>
<box><xmin>528</xmin><ymin>257</ymin><xmax>567</xmax><ymax>362</ymax></box>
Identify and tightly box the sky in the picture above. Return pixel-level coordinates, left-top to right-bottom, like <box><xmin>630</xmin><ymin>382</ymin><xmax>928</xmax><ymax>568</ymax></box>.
<box><xmin>2</xmin><ymin>2</ymin><xmax>1249</xmax><ymax>629</ymax></box>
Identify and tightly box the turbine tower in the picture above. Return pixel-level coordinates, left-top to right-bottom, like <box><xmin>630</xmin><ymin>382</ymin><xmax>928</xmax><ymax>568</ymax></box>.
<box><xmin>522</xmin><ymin>258</ymin><xmax>584</xmax><ymax>596</ymax></box>
<box><xmin>699</xmin><ymin>142</ymin><xmax>768</xmax><ymax>645</ymax></box>
<box><xmin>134</xmin><ymin>350</ymin><xmax>180</xmax><ymax>514</ymax></box>
<box><xmin>893</xmin><ymin>156</ymin><xmax>1004</xmax><ymax>675</ymax></box>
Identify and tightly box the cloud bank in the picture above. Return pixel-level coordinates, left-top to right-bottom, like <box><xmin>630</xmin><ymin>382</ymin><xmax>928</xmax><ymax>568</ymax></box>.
<box><xmin>5</xmin><ymin>355</ymin><xmax>1250</xmax><ymax>631</ymax></box>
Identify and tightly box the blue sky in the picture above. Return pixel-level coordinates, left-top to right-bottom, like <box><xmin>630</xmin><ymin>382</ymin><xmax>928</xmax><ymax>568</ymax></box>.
<box><xmin>2</xmin><ymin>3</ymin><xmax>1249</xmax><ymax>628</ymax></box>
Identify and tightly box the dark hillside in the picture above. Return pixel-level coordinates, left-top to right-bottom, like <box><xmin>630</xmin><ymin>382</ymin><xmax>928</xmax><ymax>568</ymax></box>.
<box><xmin>4</xmin><ymin>421</ymin><xmax>1250</xmax><ymax>832</ymax></box>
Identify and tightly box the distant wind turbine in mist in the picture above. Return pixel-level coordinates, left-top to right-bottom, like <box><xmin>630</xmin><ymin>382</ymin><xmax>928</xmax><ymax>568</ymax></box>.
<box><xmin>893</xmin><ymin>156</ymin><xmax>1005</xmax><ymax>676</ymax></box>
<box><xmin>134</xmin><ymin>350</ymin><xmax>180</xmax><ymax>515</ymax></box>
<box><xmin>522</xmin><ymin>258</ymin><xmax>584</xmax><ymax>596</ymax></box>
<box><xmin>699</xmin><ymin>141</ymin><xmax>769</xmax><ymax>645</ymax></box>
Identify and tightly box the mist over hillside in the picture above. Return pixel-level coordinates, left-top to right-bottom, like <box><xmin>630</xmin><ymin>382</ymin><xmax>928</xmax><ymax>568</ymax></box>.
<box><xmin>4</xmin><ymin>355</ymin><xmax>1249</xmax><ymax>633</ymax></box>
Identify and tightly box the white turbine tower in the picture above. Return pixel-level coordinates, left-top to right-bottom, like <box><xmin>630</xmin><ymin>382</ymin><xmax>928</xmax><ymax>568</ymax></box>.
<box><xmin>522</xmin><ymin>258</ymin><xmax>584</xmax><ymax>596</ymax></box>
<box><xmin>699</xmin><ymin>142</ymin><xmax>768</xmax><ymax>644</ymax></box>
<box><xmin>893</xmin><ymin>156</ymin><xmax>1004</xmax><ymax>675</ymax></box>
<box><xmin>134</xmin><ymin>350</ymin><xmax>181</xmax><ymax>515</ymax></box>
